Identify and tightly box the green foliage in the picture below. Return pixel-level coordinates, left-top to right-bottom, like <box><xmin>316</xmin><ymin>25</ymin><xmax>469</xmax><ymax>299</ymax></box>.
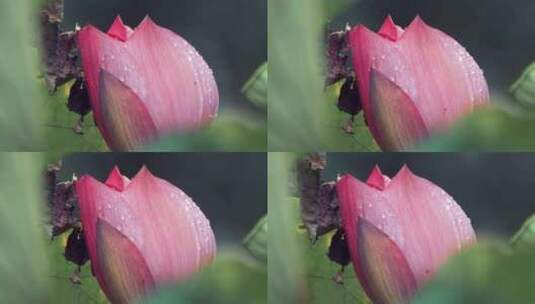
<box><xmin>511</xmin><ymin>214</ymin><xmax>535</xmax><ymax>250</ymax></box>
<box><xmin>414</xmin><ymin>241</ymin><xmax>535</xmax><ymax>304</ymax></box>
<box><xmin>322</xmin><ymin>0</ymin><xmax>359</xmax><ymax>19</ymax></box>
<box><xmin>268</xmin><ymin>0</ymin><xmax>377</xmax><ymax>151</ymax></box>
<box><xmin>0</xmin><ymin>1</ymin><xmax>42</xmax><ymax>150</ymax></box>
<box><xmin>510</xmin><ymin>62</ymin><xmax>535</xmax><ymax>109</ymax></box>
<box><xmin>243</xmin><ymin>215</ymin><xmax>268</xmax><ymax>263</ymax></box>
<box><xmin>147</xmin><ymin>110</ymin><xmax>266</xmax><ymax>151</ymax></box>
<box><xmin>146</xmin><ymin>250</ymin><xmax>267</xmax><ymax>304</ymax></box>
<box><xmin>242</xmin><ymin>62</ymin><xmax>267</xmax><ymax>109</ymax></box>
<box><xmin>268</xmin><ymin>153</ymin><xmax>308</xmax><ymax>303</ymax></box>
<box><xmin>420</xmin><ymin>106</ymin><xmax>535</xmax><ymax>151</ymax></box>
<box><xmin>0</xmin><ymin>153</ymin><xmax>48</xmax><ymax>302</ymax></box>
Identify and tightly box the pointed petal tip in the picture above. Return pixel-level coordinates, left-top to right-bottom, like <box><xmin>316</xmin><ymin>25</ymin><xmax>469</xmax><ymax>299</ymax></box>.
<box><xmin>378</xmin><ymin>15</ymin><xmax>404</xmax><ymax>41</ymax></box>
<box><xmin>107</xmin><ymin>15</ymin><xmax>129</xmax><ymax>41</ymax></box>
<box><xmin>366</xmin><ymin>165</ymin><xmax>388</xmax><ymax>190</ymax></box>
<box><xmin>407</xmin><ymin>15</ymin><xmax>427</xmax><ymax>31</ymax></box>
<box><xmin>105</xmin><ymin>166</ymin><xmax>129</xmax><ymax>191</ymax></box>
<box><xmin>129</xmin><ymin>165</ymin><xmax>155</xmax><ymax>185</ymax></box>
<box><xmin>113</xmin><ymin>15</ymin><xmax>125</xmax><ymax>25</ymax></box>
<box><xmin>137</xmin><ymin>15</ymin><xmax>157</xmax><ymax>30</ymax></box>
<box><xmin>391</xmin><ymin>165</ymin><xmax>416</xmax><ymax>183</ymax></box>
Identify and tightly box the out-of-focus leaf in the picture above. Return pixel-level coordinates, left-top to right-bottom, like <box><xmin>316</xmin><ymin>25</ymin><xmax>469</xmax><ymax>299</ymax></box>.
<box><xmin>322</xmin><ymin>0</ymin><xmax>358</xmax><ymax>19</ymax></box>
<box><xmin>146</xmin><ymin>250</ymin><xmax>266</xmax><ymax>304</ymax></box>
<box><xmin>268</xmin><ymin>0</ymin><xmax>329</xmax><ymax>150</ymax></box>
<box><xmin>45</xmin><ymin>81</ymin><xmax>108</xmax><ymax>152</ymax></box>
<box><xmin>147</xmin><ymin>110</ymin><xmax>266</xmax><ymax>151</ymax></box>
<box><xmin>510</xmin><ymin>214</ymin><xmax>535</xmax><ymax>250</ymax></box>
<box><xmin>510</xmin><ymin>62</ymin><xmax>535</xmax><ymax>109</ymax></box>
<box><xmin>269</xmin><ymin>0</ymin><xmax>377</xmax><ymax>151</ymax></box>
<box><xmin>243</xmin><ymin>215</ymin><xmax>267</xmax><ymax>263</ymax></box>
<box><xmin>414</xmin><ymin>241</ymin><xmax>535</xmax><ymax>304</ymax></box>
<box><xmin>0</xmin><ymin>1</ymin><xmax>42</xmax><ymax>150</ymax></box>
<box><xmin>420</xmin><ymin>106</ymin><xmax>535</xmax><ymax>151</ymax></box>
<box><xmin>0</xmin><ymin>153</ymin><xmax>48</xmax><ymax>302</ymax></box>
<box><xmin>268</xmin><ymin>153</ymin><xmax>308</xmax><ymax>303</ymax></box>
<box><xmin>242</xmin><ymin>62</ymin><xmax>267</xmax><ymax>109</ymax></box>
<box><xmin>45</xmin><ymin>236</ymin><xmax>107</xmax><ymax>304</ymax></box>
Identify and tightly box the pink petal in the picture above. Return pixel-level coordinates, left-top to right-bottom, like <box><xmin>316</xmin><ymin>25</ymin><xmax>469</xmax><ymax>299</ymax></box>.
<box><xmin>105</xmin><ymin>166</ymin><xmax>131</xmax><ymax>191</ymax></box>
<box><xmin>336</xmin><ymin>166</ymin><xmax>476</xmax><ymax>289</ymax></box>
<box><xmin>99</xmin><ymin>69</ymin><xmax>158</xmax><ymax>150</ymax></box>
<box><xmin>365</xmin><ymin>165</ymin><xmax>388</xmax><ymax>190</ymax></box>
<box><xmin>107</xmin><ymin>16</ymin><xmax>129</xmax><ymax>42</ymax></box>
<box><xmin>350</xmin><ymin>16</ymin><xmax>489</xmax><ymax>150</ymax></box>
<box><xmin>96</xmin><ymin>218</ymin><xmax>154</xmax><ymax>303</ymax></box>
<box><xmin>357</xmin><ymin>217</ymin><xmax>417</xmax><ymax>304</ymax></box>
<box><xmin>77</xmin><ymin>16</ymin><xmax>219</xmax><ymax>150</ymax></box>
<box><xmin>369</xmin><ymin>68</ymin><xmax>429</xmax><ymax>151</ymax></box>
<box><xmin>378</xmin><ymin>15</ymin><xmax>404</xmax><ymax>42</ymax></box>
<box><xmin>75</xmin><ymin>166</ymin><xmax>216</xmax><ymax>293</ymax></box>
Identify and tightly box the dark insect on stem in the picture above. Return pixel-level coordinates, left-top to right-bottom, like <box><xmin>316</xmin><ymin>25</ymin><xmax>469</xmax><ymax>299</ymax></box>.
<box><xmin>327</xmin><ymin>228</ymin><xmax>351</xmax><ymax>267</ymax></box>
<box><xmin>68</xmin><ymin>78</ymin><xmax>91</xmax><ymax>117</ymax></box>
<box><xmin>337</xmin><ymin>76</ymin><xmax>361</xmax><ymax>117</ymax></box>
<box><xmin>65</xmin><ymin>227</ymin><xmax>89</xmax><ymax>267</ymax></box>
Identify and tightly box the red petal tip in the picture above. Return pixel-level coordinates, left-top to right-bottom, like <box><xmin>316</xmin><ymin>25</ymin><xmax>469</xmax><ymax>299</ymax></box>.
<box><xmin>107</xmin><ymin>15</ymin><xmax>129</xmax><ymax>41</ymax></box>
<box><xmin>105</xmin><ymin>166</ymin><xmax>130</xmax><ymax>191</ymax></box>
<box><xmin>366</xmin><ymin>165</ymin><xmax>387</xmax><ymax>190</ymax></box>
<box><xmin>378</xmin><ymin>15</ymin><xmax>402</xmax><ymax>41</ymax></box>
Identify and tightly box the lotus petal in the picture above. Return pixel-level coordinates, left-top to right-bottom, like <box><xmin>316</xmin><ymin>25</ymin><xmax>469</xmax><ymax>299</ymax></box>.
<box><xmin>78</xmin><ymin>16</ymin><xmax>219</xmax><ymax>150</ymax></box>
<box><xmin>336</xmin><ymin>165</ymin><xmax>476</xmax><ymax>302</ymax></box>
<box><xmin>75</xmin><ymin>166</ymin><xmax>216</xmax><ymax>302</ymax></box>
<box><xmin>350</xmin><ymin>16</ymin><xmax>489</xmax><ymax>150</ymax></box>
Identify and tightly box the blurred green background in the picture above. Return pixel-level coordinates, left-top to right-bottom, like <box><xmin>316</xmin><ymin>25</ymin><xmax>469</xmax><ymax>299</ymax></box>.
<box><xmin>269</xmin><ymin>0</ymin><xmax>535</xmax><ymax>151</ymax></box>
<box><xmin>45</xmin><ymin>0</ymin><xmax>267</xmax><ymax>152</ymax></box>
<box><xmin>268</xmin><ymin>152</ymin><xmax>535</xmax><ymax>304</ymax></box>
<box><xmin>44</xmin><ymin>153</ymin><xmax>266</xmax><ymax>303</ymax></box>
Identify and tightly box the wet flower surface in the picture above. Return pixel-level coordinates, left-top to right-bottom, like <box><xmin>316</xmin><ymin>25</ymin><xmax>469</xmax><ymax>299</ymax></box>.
<box><xmin>75</xmin><ymin>166</ymin><xmax>216</xmax><ymax>303</ymax></box>
<box><xmin>336</xmin><ymin>165</ymin><xmax>476</xmax><ymax>303</ymax></box>
<box><xmin>350</xmin><ymin>16</ymin><xmax>489</xmax><ymax>151</ymax></box>
<box><xmin>78</xmin><ymin>16</ymin><xmax>219</xmax><ymax>151</ymax></box>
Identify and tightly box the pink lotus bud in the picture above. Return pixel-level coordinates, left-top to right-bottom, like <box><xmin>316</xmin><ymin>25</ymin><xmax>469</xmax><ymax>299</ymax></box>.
<box><xmin>78</xmin><ymin>16</ymin><xmax>219</xmax><ymax>151</ymax></box>
<box><xmin>75</xmin><ymin>166</ymin><xmax>216</xmax><ymax>303</ymax></box>
<box><xmin>336</xmin><ymin>165</ymin><xmax>476</xmax><ymax>303</ymax></box>
<box><xmin>350</xmin><ymin>16</ymin><xmax>489</xmax><ymax>151</ymax></box>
